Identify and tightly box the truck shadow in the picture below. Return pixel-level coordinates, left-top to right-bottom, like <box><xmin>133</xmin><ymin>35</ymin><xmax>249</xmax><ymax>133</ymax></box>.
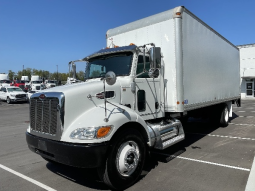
<box><xmin>46</xmin><ymin>162</ymin><xmax>109</xmax><ymax>190</ymax></box>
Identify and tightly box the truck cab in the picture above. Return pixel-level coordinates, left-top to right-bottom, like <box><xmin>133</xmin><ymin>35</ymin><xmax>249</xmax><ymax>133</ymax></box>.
<box><xmin>30</xmin><ymin>76</ymin><xmax>43</xmax><ymax>91</ymax></box>
<box><xmin>26</xmin><ymin>44</ymin><xmax>184</xmax><ymax>190</ymax></box>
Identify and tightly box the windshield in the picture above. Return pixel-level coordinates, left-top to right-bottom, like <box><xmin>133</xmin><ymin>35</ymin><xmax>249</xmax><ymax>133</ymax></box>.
<box><xmin>0</xmin><ymin>80</ymin><xmax>11</xmax><ymax>83</ymax></box>
<box><xmin>85</xmin><ymin>52</ymin><xmax>133</xmax><ymax>79</ymax></box>
<box><xmin>7</xmin><ymin>88</ymin><xmax>23</xmax><ymax>92</ymax></box>
<box><xmin>48</xmin><ymin>80</ymin><xmax>55</xmax><ymax>83</ymax></box>
<box><xmin>32</xmin><ymin>81</ymin><xmax>42</xmax><ymax>84</ymax></box>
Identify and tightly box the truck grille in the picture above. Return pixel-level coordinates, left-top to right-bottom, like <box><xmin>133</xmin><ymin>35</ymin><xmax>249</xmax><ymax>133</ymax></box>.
<box><xmin>30</xmin><ymin>98</ymin><xmax>59</xmax><ymax>135</ymax></box>
<box><xmin>16</xmin><ymin>94</ymin><xmax>26</xmax><ymax>98</ymax></box>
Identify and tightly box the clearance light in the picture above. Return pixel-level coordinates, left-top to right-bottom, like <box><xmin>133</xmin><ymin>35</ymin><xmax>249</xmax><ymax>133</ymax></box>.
<box><xmin>97</xmin><ymin>126</ymin><xmax>112</xmax><ymax>138</ymax></box>
<box><xmin>114</xmin><ymin>45</ymin><xmax>119</xmax><ymax>48</ymax></box>
<box><xmin>130</xmin><ymin>43</ymin><xmax>135</xmax><ymax>46</ymax></box>
<box><xmin>176</xmin><ymin>12</ymin><xmax>181</xmax><ymax>16</ymax></box>
<box><xmin>177</xmin><ymin>101</ymin><xmax>180</xmax><ymax>104</ymax></box>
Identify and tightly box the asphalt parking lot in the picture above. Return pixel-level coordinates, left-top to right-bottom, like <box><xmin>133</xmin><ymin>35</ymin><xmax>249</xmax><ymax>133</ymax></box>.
<box><xmin>0</xmin><ymin>100</ymin><xmax>255</xmax><ymax>191</ymax></box>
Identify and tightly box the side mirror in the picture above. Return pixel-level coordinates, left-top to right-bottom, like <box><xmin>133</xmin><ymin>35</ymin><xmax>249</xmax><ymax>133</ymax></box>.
<box><xmin>149</xmin><ymin>47</ymin><xmax>161</xmax><ymax>68</ymax></box>
<box><xmin>105</xmin><ymin>71</ymin><xmax>116</xmax><ymax>86</ymax></box>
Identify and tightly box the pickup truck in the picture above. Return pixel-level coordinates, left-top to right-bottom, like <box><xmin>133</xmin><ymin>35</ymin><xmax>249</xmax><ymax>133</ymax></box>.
<box><xmin>0</xmin><ymin>87</ymin><xmax>28</xmax><ymax>104</ymax></box>
<box><xmin>11</xmin><ymin>80</ymin><xmax>25</xmax><ymax>90</ymax></box>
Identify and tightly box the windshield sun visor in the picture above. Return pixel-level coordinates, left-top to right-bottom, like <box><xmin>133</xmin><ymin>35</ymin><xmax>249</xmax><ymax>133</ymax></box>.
<box><xmin>83</xmin><ymin>45</ymin><xmax>137</xmax><ymax>61</ymax></box>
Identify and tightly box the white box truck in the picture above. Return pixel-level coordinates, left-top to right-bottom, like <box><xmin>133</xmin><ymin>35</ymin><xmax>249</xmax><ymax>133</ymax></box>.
<box><xmin>26</xmin><ymin>6</ymin><xmax>240</xmax><ymax>190</ymax></box>
<box><xmin>30</xmin><ymin>75</ymin><xmax>43</xmax><ymax>91</ymax></box>
<box><xmin>0</xmin><ymin>73</ymin><xmax>11</xmax><ymax>88</ymax></box>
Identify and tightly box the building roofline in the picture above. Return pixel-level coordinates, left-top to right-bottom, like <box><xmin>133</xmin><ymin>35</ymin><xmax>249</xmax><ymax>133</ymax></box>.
<box><xmin>237</xmin><ymin>43</ymin><xmax>255</xmax><ymax>48</ymax></box>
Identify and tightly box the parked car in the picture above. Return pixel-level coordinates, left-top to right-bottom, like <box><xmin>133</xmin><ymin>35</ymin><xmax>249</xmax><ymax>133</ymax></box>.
<box><xmin>45</xmin><ymin>80</ymin><xmax>57</xmax><ymax>88</ymax></box>
<box><xmin>0</xmin><ymin>87</ymin><xmax>28</xmax><ymax>104</ymax></box>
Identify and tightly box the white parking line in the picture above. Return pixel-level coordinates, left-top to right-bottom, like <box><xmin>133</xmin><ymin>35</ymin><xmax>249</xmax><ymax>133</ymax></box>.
<box><xmin>229</xmin><ymin>122</ymin><xmax>255</xmax><ymax>127</ymax></box>
<box><xmin>0</xmin><ymin>164</ymin><xmax>56</xmax><ymax>191</ymax></box>
<box><xmin>186</xmin><ymin>132</ymin><xmax>255</xmax><ymax>141</ymax></box>
<box><xmin>246</xmin><ymin>156</ymin><xmax>255</xmax><ymax>191</ymax></box>
<box><xmin>152</xmin><ymin>152</ymin><xmax>250</xmax><ymax>171</ymax></box>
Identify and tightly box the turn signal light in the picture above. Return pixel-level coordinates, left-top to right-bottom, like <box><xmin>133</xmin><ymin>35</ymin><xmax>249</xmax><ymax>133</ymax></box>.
<box><xmin>97</xmin><ymin>126</ymin><xmax>111</xmax><ymax>138</ymax></box>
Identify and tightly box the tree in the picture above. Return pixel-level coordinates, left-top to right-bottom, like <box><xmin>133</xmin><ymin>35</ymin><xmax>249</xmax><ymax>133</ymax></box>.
<box><xmin>8</xmin><ymin>70</ymin><xmax>16</xmax><ymax>80</ymax></box>
<box><xmin>76</xmin><ymin>71</ymin><xmax>85</xmax><ymax>81</ymax></box>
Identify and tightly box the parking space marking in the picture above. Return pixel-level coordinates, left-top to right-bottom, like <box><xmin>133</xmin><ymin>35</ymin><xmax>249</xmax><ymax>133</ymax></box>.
<box><xmin>186</xmin><ymin>132</ymin><xmax>255</xmax><ymax>141</ymax></box>
<box><xmin>152</xmin><ymin>152</ymin><xmax>250</xmax><ymax>171</ymax></box>
<box><xmin>245</xmin><ymin>156</ymin><xmax>255</xmax><ymax>191</ymax></box>
<box><xmin>229</xmin><ymin>123</ymin><xmax>255</xmax><ymax>127</ymax></box>
<box><xmin>0</xmin><ymin>164</ymin><xmax>56</xmax><ymax>191</ymax></box>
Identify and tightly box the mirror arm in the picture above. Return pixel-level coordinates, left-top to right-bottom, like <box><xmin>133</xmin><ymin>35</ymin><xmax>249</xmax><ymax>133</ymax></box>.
<box><xmin>103</xmin><ymin>79</ymin><xmax>108</xmax><ymax>122</ymax></box>
<box><xmin>143</xmin><ymin>48</ymin><xmax>146</xmax><ymax>73</ymax></box>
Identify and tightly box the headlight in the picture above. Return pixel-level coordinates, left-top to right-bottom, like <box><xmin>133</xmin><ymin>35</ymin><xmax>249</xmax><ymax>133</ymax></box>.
<box><xmin>70</xmin><ymin>126</ymin><xmax>112</xmax><ymax>140</ymax></box>
<box><xmin>10</xmin><ymin>94</ymin><xmax>15</xmax><ymax>97</ymax></box>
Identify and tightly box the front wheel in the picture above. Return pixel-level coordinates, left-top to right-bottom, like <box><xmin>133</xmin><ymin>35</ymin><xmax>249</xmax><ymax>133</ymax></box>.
<box><xmin>6</xmin><ymin>97</ymin><xmax>11</xmax><ymax>104</ymax></box>
<box><xmin>98</xmin><ymin>128</ymin><xmax>146</xmax><ymax>190</ymax></box>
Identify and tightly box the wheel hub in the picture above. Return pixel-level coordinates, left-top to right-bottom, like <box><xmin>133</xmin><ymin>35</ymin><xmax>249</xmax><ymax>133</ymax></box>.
<box><xmin>124</xmin><ymin>149</ymin><xmax>138</xmax><ymax>169</ymax></box>
<box><xmin>116</xmin><ymin>141</ymin><xmax>140</xmax><ymax>176</ymax></box>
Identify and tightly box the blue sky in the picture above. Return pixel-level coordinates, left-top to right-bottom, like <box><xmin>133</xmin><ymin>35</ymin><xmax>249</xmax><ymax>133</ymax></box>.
<box><xmin>1</xmin><ymin>0</ymin><xmax>255</xmax><ymax>74</ymax></box>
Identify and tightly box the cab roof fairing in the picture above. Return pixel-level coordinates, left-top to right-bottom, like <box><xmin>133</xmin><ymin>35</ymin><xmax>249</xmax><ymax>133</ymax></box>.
<box><xmin>82</xmin><ymin>45</ymin><xmax>137</xmax><ymax>62</ymax></box>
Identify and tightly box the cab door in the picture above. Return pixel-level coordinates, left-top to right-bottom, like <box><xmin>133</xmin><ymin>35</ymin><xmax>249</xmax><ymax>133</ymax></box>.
<box><xmin>134</xmin><ymin>55</ymin><xmax>163</xmax><ymax>120</ymax></box>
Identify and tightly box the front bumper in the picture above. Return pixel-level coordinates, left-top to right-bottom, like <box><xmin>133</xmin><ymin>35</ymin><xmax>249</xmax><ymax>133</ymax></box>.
<box><xmin>11</xmin><ymin>98</ymin><xmax>28</xmax><ymax>102</ymax></box>
<box><xmin>26</xmin><ymin>132</ymin><xmax>109</xmax><ymax>168</ymax></box>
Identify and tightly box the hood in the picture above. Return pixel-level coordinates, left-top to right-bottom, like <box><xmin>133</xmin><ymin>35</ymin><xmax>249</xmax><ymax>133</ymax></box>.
<box><xmin>38</xmin><ymin>79</ymin><xmax>123</xmax><ymax>131</ymax></box>
<box><xmin>10</xmin><ymin>91</ymin><xmax>27</xmax><ymax>95</ymax></box>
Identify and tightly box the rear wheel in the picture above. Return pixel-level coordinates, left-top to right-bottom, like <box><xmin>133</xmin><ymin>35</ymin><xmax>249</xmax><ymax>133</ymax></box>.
<box><xmin>219</xmin><ymin>104</ymin><xmax>229</xmax><ymax>127</ymax></box>
<box><xmin>98</xmin><ymin>128</ymin><xmax>146</xmax><ymax>190</ymax></box>
<box><xmin>6</xmin><ymin>97</ymin><xmax>11</xmax><ymax>104</ymax></box>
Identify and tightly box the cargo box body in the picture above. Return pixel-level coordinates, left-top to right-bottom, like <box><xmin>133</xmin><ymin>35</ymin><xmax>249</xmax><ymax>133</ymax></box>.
<box><xmin>107</xmin><ymin>6</ymin><xmax>240</xmax><ymax>113</ymax></box>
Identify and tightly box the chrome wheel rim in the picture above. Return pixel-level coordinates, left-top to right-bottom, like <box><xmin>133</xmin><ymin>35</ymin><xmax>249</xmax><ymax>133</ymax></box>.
<box><xmin>116</xmin><ymin>141</ymin><xmax>140</xmax><ymax>177</ymax></box>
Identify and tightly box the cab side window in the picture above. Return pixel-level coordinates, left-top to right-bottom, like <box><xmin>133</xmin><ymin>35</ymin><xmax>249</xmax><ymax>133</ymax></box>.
<box><xmin>136</xmin><ymin>55</ymin><xmax>150</xmax><ymax>78</ymax></box>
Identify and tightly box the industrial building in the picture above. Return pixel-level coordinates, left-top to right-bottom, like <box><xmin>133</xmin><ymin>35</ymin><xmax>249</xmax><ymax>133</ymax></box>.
<box><xmin>237</xmin><ymin>43</ymin><xmax>255</xmax><ymax>99</ymax></box>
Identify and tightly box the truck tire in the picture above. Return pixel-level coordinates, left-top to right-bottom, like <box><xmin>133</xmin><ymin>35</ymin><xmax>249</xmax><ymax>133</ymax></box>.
<box><xmin>98</xmin><ymin>128</ymin><xmax>146</xmax><ymax>190</ymax></box>
<box><xmin>6</xmin><ymin>97</ymin><xmax>11</xmax><ymax>104</ymax></box>
<box><xmin>219</xmin><ymin>104</ymin><xmax>229</xmax><ymax>127</ymax></box>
